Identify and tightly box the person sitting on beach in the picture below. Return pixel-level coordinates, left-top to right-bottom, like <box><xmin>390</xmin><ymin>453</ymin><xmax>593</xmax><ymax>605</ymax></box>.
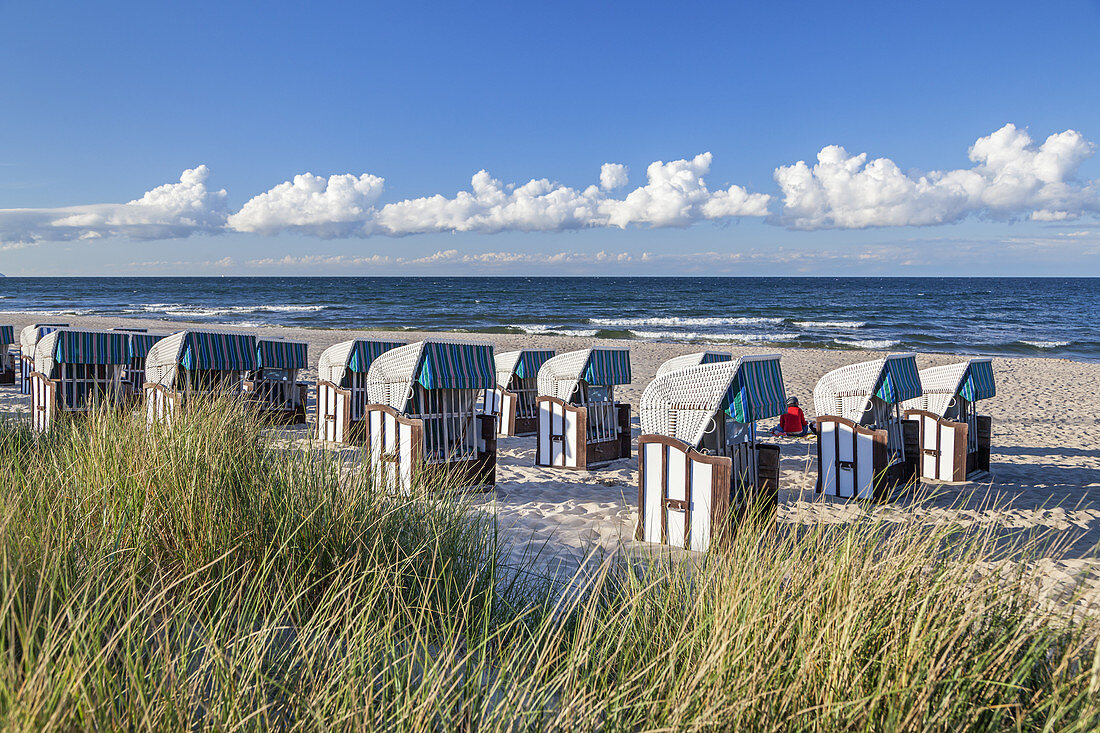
<box><xmin>773</xmin><ymin>397</ymin><xmax>815</xmax><ymax>437</ymax></box>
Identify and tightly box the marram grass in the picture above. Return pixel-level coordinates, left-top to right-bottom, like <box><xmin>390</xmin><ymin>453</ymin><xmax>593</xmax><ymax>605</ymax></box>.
<box><xmin>0</xmin><ymin>401</ymin><xmax>1097</xmax><ymax>731</ymax></box>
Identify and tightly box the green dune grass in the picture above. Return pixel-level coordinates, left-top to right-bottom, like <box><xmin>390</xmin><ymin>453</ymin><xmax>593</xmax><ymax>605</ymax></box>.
<box><xmin>0</xmin><ymin>401</ymin><xmax>1097</xmax><ymax>730</ymax></box>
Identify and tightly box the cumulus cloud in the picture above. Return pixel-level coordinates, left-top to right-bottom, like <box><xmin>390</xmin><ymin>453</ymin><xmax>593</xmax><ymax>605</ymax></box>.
<box><xmin>0</xmin><ymin>166</ymin><xmax>227</xmax><ymax>245</ymax></box>
<box><xmin>233</xmin><ymin>153</ymin><xmax>770</xmax><ymax>237</ymax></box>
<box><xmin>774</xmin><ymin>124</ymin><xmax>1099</xmax><ymax>228</ymax></box>
<box><xmin>227</xmin><ymin>173</ymin><xmax>385</xmax><ymax>237</ymax></box>
<box><xmin>600</xmin><ymin>163</ymin><xmax>628</xmax><ymax>190</ymax></box>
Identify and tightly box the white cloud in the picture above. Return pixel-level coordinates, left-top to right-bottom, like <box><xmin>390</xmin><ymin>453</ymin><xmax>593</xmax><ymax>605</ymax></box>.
<box><xmin>227</xmin><ymin>172</ymin><xmax>385</xmax><ymax>237</ymax></box>
<box><xmin>0</xmin><ymin>166</ymin><xmax>227</xmax><ymax>245</ymax></box>
<box><xmin>774</xmin><ymin>124</ymin><xmax>1099</xmax><ymax>228</ymax></box>
<box><xmin>234</xmin><ymin>153</ymin><xmax>771</xmax><ymax>237</ymax></box>
<box><xmin>599</xmin><ymin>163</ymin><xmax>628</xmax><ymax>190</ymax></box>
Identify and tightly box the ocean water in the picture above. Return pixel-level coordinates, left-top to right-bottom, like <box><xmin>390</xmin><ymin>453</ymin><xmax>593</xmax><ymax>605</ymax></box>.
<box><xmin>0</xmin><ymin>277</ymin><xmax>1096</xmax><ymax>361</ymax></box>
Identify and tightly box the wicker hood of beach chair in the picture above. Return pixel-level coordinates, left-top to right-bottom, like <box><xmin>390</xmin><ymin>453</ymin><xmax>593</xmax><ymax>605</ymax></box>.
<box><xmin>901</xmin><ymin>358</ymin><xmax>996</xmax><ymax>417</ymax></box>
<box><xmin>813</xmin><ymin>353</ymin><xmax>923</xmax><ymax>423</ymax></box>
<box><xmin>536</xmin><ymin>347</ymin><xmax>632</xmax><ymax>401</ymax></box>
<box><xmin>318</xmin><ymin>338</ymin><xmax>407</xmax><ymax>388</ymax></box>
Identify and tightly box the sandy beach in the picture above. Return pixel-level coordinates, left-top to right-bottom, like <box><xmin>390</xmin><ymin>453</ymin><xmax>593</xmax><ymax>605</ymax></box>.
<box><xmin>4</xmin><ymin>312</ymin><xmax>1099</xmax><ymax>610</ymax></box>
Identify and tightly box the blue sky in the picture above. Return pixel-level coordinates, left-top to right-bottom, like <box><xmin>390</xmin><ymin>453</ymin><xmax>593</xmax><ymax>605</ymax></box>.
<box><xmin>1</xmin><ymin>0</ymin><xmax>1098</xmax><ymax>276</ymax></box>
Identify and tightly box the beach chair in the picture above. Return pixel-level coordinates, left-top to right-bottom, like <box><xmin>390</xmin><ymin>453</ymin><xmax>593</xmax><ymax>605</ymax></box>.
<box><xmin>902</xmin><ymin>358</ymin><xmax>995</xmax><ymax>482</ymax></box>
<box><xmin>19</xmin><ymin>323</ymin><xmax>69</xmax><ymax>395</ymax></box>
<box><xmin>813</xmin><ymin>354</ymin><xmax>923</xmax><ymax>500</ymax></box>
<box><xmin>535</xmin><ymin>348</ymin><xmax>632</xmax><ymax>470</ymax></box>
<box><xmin>362</xmin><ymin>339</ymin><xmax>498</xmax><ymax>493</ymax></box>
<box><xmin>636</xmin><ymin>354</ymin><xmax>786</xmax><ymax>551</ymax></box>
<box><xmin>243</xmin><ymin>338</ymin><xmax>309</xmax><ymax>425</ymax></box>
<box><xmin>143</xmin><ymin>330</ymin><xmax>258</xmax><ymax>425</ymax></box>
<box><xmin>652</xmin><ymin>350</ymin><xmax>732</xmax><ymax>380</ymax></box>
<box><xmin>28</xmin><ymin>329</ymin><xmax>129</xmax><ymax>432</ymax></box>
<box><xmin>316</xmin><ymin>339</ymin><xmax>405</xmax><ymax>442</ymax></box>
<box><xmin>0</xmin><ymin>326</ymin><xmax>15</xmax><ymax>385</ymax></box>
<box><xmin>480</xmin><ymin>349</ymin><xmax>555</xmax><ymax>437</ymax></box>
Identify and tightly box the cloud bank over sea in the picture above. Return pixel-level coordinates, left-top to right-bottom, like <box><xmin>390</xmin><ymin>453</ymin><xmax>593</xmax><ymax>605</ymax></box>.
<box><xmin>1</xmin><ymin>124</ymin><xmax>1097</xmax><ymax>247</ymax></box>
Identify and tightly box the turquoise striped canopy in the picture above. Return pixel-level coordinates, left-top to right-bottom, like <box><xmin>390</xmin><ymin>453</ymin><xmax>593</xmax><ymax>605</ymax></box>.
<box><xmin>874</xmin><ymin>355</ymin><xmax>922</xmax><ymax>404</ymax></box>
<box><xmin>53</xmin><ymin>331</ymin><xmax>129</xmax><ymax>365</ymax></box>
<box><xmin>128</xmin><ymin>333</ymin><xmax>164</xmax><ymax>359</ymax></box>
<box><xmin>0</xmin><ymin>326</ymin><xmax>13</xmax><ymax>345</ymax></box>
<box><xmin>583</xmin><ymin>349</ymin><xmax>632</xmax><ymax>386</ymax></box>
<box><xmin>181</xmin><ymin>332</ymin><xmax>257</xmax><ymax>372</ymax></box>
<box><xmin>514</xmin><ymin>350</ymin><xmax>555</xmax><ymax>379</ymax></box>
<box><xmin>348</xmin><ymin>340</ymin><xmax>405</xmax><ymax>373</ymax></box>
<box><xmin>257</xmin><ymin>339</ymin><xmax>308</xmax><ymax>370</ymax></box>
<box><xmin>959</xmin><ymin>360</ymin><xmax>996</xmax><ymax>402</ymax></box>
<box><xmin>721</xmin><ymin>356</ymin><xmax>787</xmax><ymax>423</ymax></box>
<box><xmin>416</xmin><ymin>342</ymin><xmax>495</xmax><ymax>390</ymax></box>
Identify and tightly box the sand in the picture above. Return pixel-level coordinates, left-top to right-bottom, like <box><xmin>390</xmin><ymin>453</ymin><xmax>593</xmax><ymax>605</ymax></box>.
<box><xmin>4</xmin><ymin>312</ymin><xmax>1099</xmax><ymax>610</ymax></box>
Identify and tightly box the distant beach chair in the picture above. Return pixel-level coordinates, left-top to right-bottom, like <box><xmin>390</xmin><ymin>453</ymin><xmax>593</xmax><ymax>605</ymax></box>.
<box><xmin>901</xmin><ymin>358</ymin><xmax>995</xmax><ymax>482</ymax></box>
<box><xmin>143</xmin><ymin>330</ymin><xmax>258</xmax><ymax>424</ymax></box>
<box><xmin>480</xmin><ymin>349</ymin><xmax>555</xmax><ymax>437</ymax></box>
<box><xmin>535</xmin><ymin>347</ymin><xmax>632</xmax><ymax>470</ymax></box>
<box><xmin>28</xmin><ymin>329</ymin><xmax>129</xmax><ymax>432</ymax></box>
<box><xmin>243</xmin><ymin>338</ymin><xmax>309</xmax><ymax>425</ymax></box>
<box><xmin>0</xmin><ymin>326</ymin><xmax>15</xmax><ymax>385</ymax></box>
<box><xmin>363</xmin><ymin>339</ymin><xmax>498</xmax><ymax>493</ymax></box>
<box><xmin>19</xmin><ymin>323</ymin><xmax>69</xmax><ymax>395</ymax></box>
<box><xmin>652</xmin><ymin>350</ymin><xmax>732</xmax><ymax>380</ymax></box>
<box><xmin>813</xmin><ymin>354</ymin><xmax>923</xmax><ymax>500</ymax></box>
<box><xmin>316</xmin><ymin>338</ymin><xmax>405</xmax><ymax>442</ymax></box>
<box><xmin>637</xmin><ymin>354</ymin><xmax>786</xmax><ymax>551</ymax></box>
<box><xmin>111</xmin><ymin>328</ymin><xmax>166</xmax><ymax>401</ymax></box>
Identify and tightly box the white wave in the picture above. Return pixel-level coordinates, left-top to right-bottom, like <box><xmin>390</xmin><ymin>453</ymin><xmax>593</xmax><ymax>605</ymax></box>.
<box><xmin>834</xmin><ymin>338</ymin><xmax>900</xmax><ymax>349</ymax></box>
<box><xmin>515</xmin><ymin>324</ymin><xmax>600</xmax><ymax>337</ymax></box>
<box><xmin>1021</xmin><ymin>339</ymin><xmax>1070</xmax><ymax>348</ymax></box>
<box><xmin>138</xmin><ymin>303</ymin><xmax>326</xmax><ymax>317</ymax></box>
<box><xmin>632</xmin><ymin>330</ymin><xmax>799</xmax><ymax>343</ymax></box>
<box><xmin>589</xmin><ymin>316</ymin><xmax>784</xmax><ymax>327</ymax></box>
<box><xmin>793</xmin><ymin>320</ymin><xmax>866</xmax><ymax>329</ymax></box>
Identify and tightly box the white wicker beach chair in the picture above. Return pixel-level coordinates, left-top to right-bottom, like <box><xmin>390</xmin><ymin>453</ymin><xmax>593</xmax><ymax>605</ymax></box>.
<box><xmin>18</xmin><ymin>323</ymin><xmax>69</xmax><ymax>395</ymax></box>
<box><xmin>636</xmin><ymin>354</ymin><xmax>786</xmax><ymax>551</ymax></box>
<box><xmin>535</xmin><ymin>347</ymin><xmax>632</xmax><ymax>470</ymax></box>
<box><xmin>812</xmin><ymin>354</ymin><xmax>923</xmax><ymax>500</ymax></box>
<box><xmin>28</xmin><ymin>329</ymin><xmax>129</xmax><ymax>432</ymax></box>
<box><xmin>361</xmin><ymin>338</ymin><xmax>498</xmax><ymax>494</ymax></box>
<box><xmin>480</xmin><ymin>349</ymin><xmax>555</xmax><ymax>437</ymax></box>
<box><xmin>901</xmin><ymin>358</ymin><xmax>995</xmax><ymax>482</ymax></box>
<box><xmin>243</xmin><ymin>338</ymin><xmax>310</xmax><ymax>425</ymax></box>
<box><xmin>143</xmin><ymin>330</ymin><xmax>258</xmax><ymax>425</ymax></box>
<box><xmin>315</xmin><ymin>338</ymin><xmax>405</xmax><ymax>442</ymax></box>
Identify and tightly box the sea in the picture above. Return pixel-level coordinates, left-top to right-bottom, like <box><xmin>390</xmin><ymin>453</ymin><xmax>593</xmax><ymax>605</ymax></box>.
<box><xmin>0</xmin><ymin>277</ymin><xmax>1096</xmax><ymax>361</ymax></box>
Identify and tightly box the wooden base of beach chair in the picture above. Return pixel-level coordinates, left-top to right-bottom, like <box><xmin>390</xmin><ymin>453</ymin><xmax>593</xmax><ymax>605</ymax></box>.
<box><xmin>364</xmin><ymin>405</ymin><xmax>496</xmax><ymax>494</ymax></box>
<box><xmin>144</xmin><ymin>383</ymin><xmax>183</xmax><ymax>426</ymax></box>
<box><xmin>636</xmin><ymin>436</ymin><xmax>780</xmax><ymax>552</ymax></box>
<box><xmin>20</xmin><ymin>356</ymin><xmax>33</xmax><ymax>395</ymax></box>
<box><xmin>29</xmin><ymin>372</ymin><xmax>56</xmax><ymax>432</ymax></box>
<box><xmin>903</xmin><ymin>410</ymin><xmax>970</xmax><ymax>483</ymax></box>
<box><xmin>535</xmin><ymin>397</ymin><xmax>631</xmax><ymax>470</ymax></box>
<box><xmin>480</xmin><ymin>386</ymin><xmax>520</xmax><ymax>437</ymax></box>
<box><xmin>816</xmin><ymin>416</ymin><xmax>900</xmax><ymax>501</ymax></box>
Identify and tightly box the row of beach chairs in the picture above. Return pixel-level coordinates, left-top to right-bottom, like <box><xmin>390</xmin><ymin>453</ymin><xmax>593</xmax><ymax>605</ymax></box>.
<box><xmin>1</xmin><ymin>325</ymin><xmax>995</xmax><ymax>553</ymax></box>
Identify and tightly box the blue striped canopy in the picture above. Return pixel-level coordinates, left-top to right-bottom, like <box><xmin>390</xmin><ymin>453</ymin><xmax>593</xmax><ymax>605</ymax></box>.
<box><xmin>348</xmin><ymin>340</ymin><xmax>405</xmax><ymax>373</ymax></box>
<box><xmin>257</xmin><ymin>339</ymin><xmax>308</xmax><ymax>370</ymax></box>
<box><xmin>416</xmin><ymin>342</ymin><xmax>496</xmax><ymax>390</ymax></box>
<box><xmin>959</xmin><ymin>360</ymin><xmax>996</xmax><ymax>402</ymax></box>
<box><xmin>721</xmin><ymin>356</ymin><xmax>787</xmax><ymax>423</ymax></box>
<box><xmin>514</xmin><ymin>350</ymin><xmax>556</xmax><ymax>379</ymax></box>
<box><xmin>181</xmin><ymin>332</ymin><xmax>257</xmax><ymax>372</ymax></box>
<box><xmin>700</xmin><ymin>352</ymin><xmax>732</xmax><ymax>366</ymax></box>
<box><xmin>583</xmin><ymin>349</ymin><xmax>632</xmax><ymax>386</ymax></box>
<box><xmin>874</xmin><ymin>355</ymin><xmax>922</xmax><ymax>404</ymax></box>
<box><xmin>128</xmin><ymin>333</ymin><xmax>164</xmax><ymax>359</ymax></box>
<box><xmin>0</xmin><ymin>326</ymin><xmax>13</xmax><ymax>345</ymax></box>
<box><xmin>53</xmin><ymin>331</ymin><xmax>129</xmax><ymax>365</ymax></box>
